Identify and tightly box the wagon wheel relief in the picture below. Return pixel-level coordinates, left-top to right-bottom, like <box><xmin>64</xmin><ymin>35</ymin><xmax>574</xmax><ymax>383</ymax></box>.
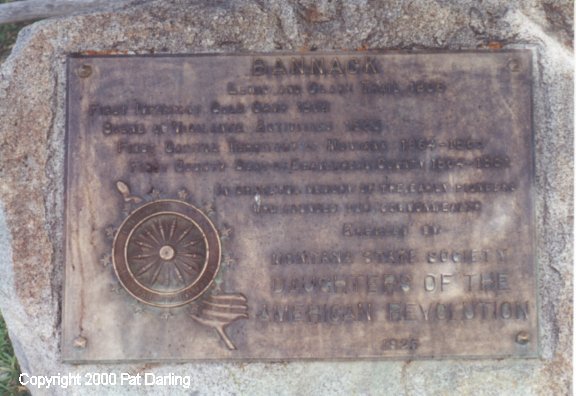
<box><xmin>108</xmin><ymin>181</ymin><xmax>247</xmax><ymax>350</ymax></box>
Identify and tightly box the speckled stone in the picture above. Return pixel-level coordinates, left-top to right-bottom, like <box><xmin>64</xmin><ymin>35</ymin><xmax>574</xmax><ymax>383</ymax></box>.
<box><xmin>0</xmin><ymin>0</ymin><xmax>572</xmax><ymax>394</ymax></box>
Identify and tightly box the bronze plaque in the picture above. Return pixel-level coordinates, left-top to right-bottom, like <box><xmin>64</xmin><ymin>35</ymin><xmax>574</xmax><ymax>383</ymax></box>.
<box><xmin>63</xmin><ymin>52</ymin><xmax>537</xmax><ymax>362</ymax></box>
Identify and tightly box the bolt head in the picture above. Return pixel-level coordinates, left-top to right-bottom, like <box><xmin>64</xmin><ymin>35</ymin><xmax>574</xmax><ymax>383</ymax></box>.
<box><xmin>507</xmin><ymin>60</ymin><xmax>520</xmax><ymax>72</ymax></box>
<box><xmin>77</xmin><ymin>64</ymin><xmax>92</xmax><ymax>78</ymax></box>
<box><xmin>73</xmin><ymin>336</ymin><xmax>87</xmax><ymax>349</ymax></box>
<box><xmin>515</xmin><ymin>331</ymin><xmax>530</xmax><ymax>345</ymax></box>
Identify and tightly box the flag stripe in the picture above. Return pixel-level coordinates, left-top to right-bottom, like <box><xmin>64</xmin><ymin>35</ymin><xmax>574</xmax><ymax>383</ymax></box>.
<box><xmin>206</xmin><ymin>294</ymin><xmax>247</xmax><ymax>304</ymax></box>
<box><xmin>201</xmin><ymin>301</ymin><xmax>248</xmax><ymax>314</ymax></box>
<box><xmin>199</xmin><ymin>310</ymin><xmax>248</xmax><ymax>322</ymax></box>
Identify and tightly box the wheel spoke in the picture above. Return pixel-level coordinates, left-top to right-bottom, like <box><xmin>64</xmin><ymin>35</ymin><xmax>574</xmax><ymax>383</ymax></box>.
<box><xmin>175</xmin><ymin>257</ymin><xmax>202</xmax><ymax>273</ymax></box>
<box><xmin>158</xmin><ymin>219</ymin><xmax>167</xmax><ymax>241</ymax></box>
<box><xmin>168</xmin><ymin>218</ymin><xmax>177</xmax><ymax>240</ymax></box>
<box><xmin>149</xmin><ymin>261</ymin><xmax>164</xmax><ymax>286</ymax></box>
<box><xmin>172</xmin><ymin>261</ymin><xmax>187</xmax><ymax>283</ymax></box>
<box><xmin>143</xmin><ymin>229</ymin><xmax>160</xmax><ymax>245</ymax></box>
<box><xmin>174</xmin><ymin>226</ymin><xmax>193</xmax><ymax>243</ymax></box>
<box><xmin>135</xmin><ymin>239</ymin><xmax>155</xmax><ymax>249</ymax></box>
<box><xmin>134</xmin><ymin>258</ymin><xmax>160</xmax><ymax>277</ymax></box>
<box><xmin>181</xmin><ymin>238</ymin><xmax>204</xmax><ymax>248</ymax></box>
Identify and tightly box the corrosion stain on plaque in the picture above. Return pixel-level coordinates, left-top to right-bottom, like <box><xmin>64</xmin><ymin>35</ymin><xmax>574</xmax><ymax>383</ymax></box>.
<box><xmin>63</xmin><ymin>51</ymin><xmax>537</xmax><ymax>362</ymax></box>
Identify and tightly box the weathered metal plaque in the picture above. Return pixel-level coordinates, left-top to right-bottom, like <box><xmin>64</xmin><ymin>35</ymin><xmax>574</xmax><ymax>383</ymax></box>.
<box><xmin>63</xmin><ymin>51</ymin><xmax>537</xmax><ymax>362</ymax></box>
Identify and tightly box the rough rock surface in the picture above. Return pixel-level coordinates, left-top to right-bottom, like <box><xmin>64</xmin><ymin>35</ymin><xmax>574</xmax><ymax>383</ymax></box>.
<box><xmin>0</xmin><ymin>0</ymin><xmax>572</xmax><ymax>394</ymax></box>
